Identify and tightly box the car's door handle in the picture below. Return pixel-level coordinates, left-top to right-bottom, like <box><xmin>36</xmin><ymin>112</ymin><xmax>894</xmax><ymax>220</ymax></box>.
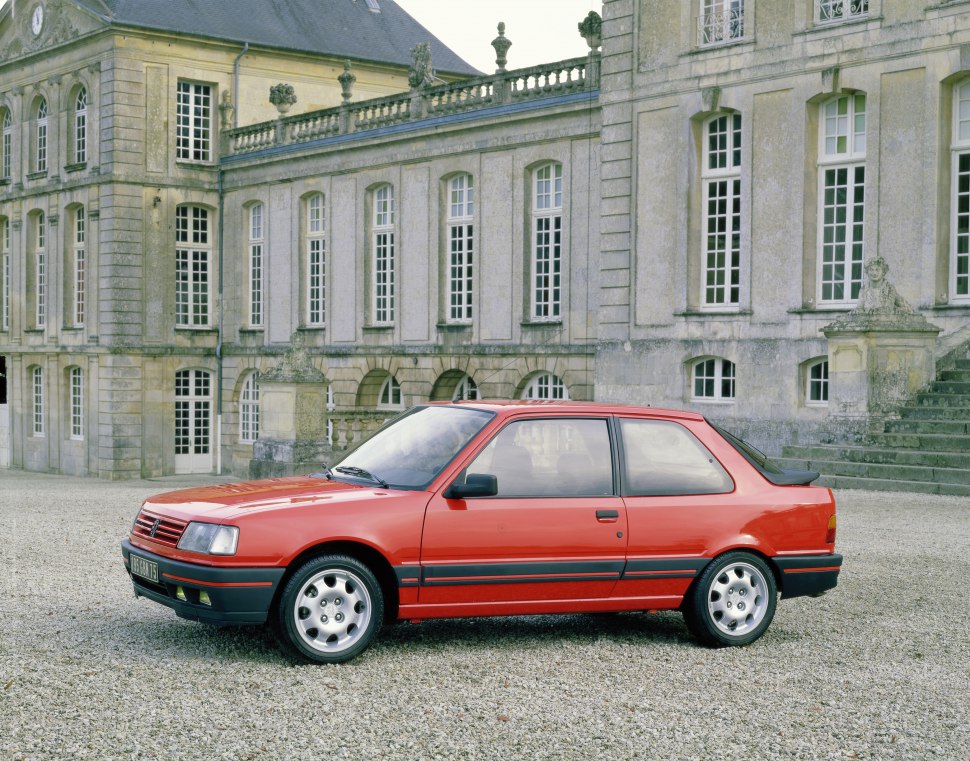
<box><xmin>595</xmin><ymin>509</ymin><xmax>619</xmax><ymax>522</ymax></box>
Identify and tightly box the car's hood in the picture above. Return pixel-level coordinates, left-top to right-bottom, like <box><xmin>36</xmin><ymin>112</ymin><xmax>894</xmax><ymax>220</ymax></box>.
<box><xmin>141</xmin><ymin>475</ymin><xmax>384</xmax><ymax>521</ymax></box>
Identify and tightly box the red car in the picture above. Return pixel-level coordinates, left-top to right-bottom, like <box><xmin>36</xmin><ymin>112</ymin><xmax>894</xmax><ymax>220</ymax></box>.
<box><xmin>122</xmin><ymin>401</ymin><xmax>841</xmax><ymax>663</ymax></box>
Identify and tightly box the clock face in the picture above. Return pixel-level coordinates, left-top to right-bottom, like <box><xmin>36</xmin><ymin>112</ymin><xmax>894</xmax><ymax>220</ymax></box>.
<box><xmin>31</xmin><ymin>5</ymin><xmax>45</xmax><ymax>37</ymax></box>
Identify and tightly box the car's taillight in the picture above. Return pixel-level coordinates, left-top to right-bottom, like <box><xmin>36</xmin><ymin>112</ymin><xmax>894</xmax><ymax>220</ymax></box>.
<box><xmin>825</xmin><ymin>514</ymin><xmax>837</xmax><ymax>544</ymax></box>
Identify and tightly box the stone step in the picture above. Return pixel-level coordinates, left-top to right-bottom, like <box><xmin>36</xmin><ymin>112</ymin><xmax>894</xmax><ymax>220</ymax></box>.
<box><xmin>898</xmin><ymin>405</ymin><xmax>970</xmax><ymax>421</ymax></box>
<box><xmin>954</xmin><ymin>359</ymin><xmax>970</xmax><ymax>370</ymax></box>
<box><xmin>939</xmin><ymin>369</ymin><xmax>970</xmax><ymax>383</ymax></box>
<box><xmin>817</xmin><ymin>475</ymin><xmax>970</xmax><ymax>497</ymax></box>
<box><xmin>780</xmin><ymin>445</ymin><xmax>970</xmax><ymax>470</ymax></box>
<box><xmin>884</xmin><ymin>419</ymin><xmax>970</xmax><ymax>435</ymax></box>
<box><xmin>869</xmin><ymin>432</ymin><xmax>970</xmax><ymax>451</ymax></box>
<box><xmin>928</xmin><ymin>381</ymin><xmax>970</xmax><ymax>395</ymax></box>
<box><xmin>774</xmin><ymin>455</ymin><xmax>970</xmax><ymax>485</ymax></box>
<box><xmin>914</xmin><ymin>392</ymin><xmax>970</xmax><ymax>408</ymax></box>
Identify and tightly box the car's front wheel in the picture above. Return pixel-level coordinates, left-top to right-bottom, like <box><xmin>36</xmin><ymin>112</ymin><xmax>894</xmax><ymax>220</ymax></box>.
<box><xmin>278</xmin><ymin>555</ymin><xmax>383</xmax><ymax>664</ymax></box>
<box><xmin>683</xmin><ymin>551</ymin><xmax>777</xmax><ymax>647</ymax></box>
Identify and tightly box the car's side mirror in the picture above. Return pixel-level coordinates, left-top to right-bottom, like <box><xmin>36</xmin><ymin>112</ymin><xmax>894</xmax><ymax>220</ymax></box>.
<box><xmin>444</xmin><ymin>473</ymin><xmax>498</xmax><ymax>499</ymax></box>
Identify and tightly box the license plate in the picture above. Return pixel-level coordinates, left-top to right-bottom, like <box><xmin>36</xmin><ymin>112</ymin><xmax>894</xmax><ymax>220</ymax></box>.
<box><xmin>130</xmin><ymin>554</ymin><xmax>159</xmax><ymax>584</ymax></box>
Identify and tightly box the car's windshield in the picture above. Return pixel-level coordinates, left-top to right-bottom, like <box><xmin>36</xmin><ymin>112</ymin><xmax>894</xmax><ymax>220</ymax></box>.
<box><xmin>331</xmin><ymin>405</ymin><xmax>495</xmax><ymax>489</ymax></box>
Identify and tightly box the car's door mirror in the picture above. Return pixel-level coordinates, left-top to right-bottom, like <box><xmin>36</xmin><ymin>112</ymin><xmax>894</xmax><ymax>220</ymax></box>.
<box><xmin>444</xmin><ymin>473</ymin><xmax>498</xmax><ymax>499</ymax></box>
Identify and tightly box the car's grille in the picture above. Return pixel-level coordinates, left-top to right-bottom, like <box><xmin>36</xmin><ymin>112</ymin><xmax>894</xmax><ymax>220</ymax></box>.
<box><xmin>132</xmin><ymin>509</ymin><xmax>188</xmax><ymax>547</ymax></box>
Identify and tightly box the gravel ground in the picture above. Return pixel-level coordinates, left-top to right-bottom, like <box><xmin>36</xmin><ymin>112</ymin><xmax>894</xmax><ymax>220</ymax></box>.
<box><xmin>1</xmin><ymin>469</ymin><xmax>968</xmax><ymax>761</ymax></box>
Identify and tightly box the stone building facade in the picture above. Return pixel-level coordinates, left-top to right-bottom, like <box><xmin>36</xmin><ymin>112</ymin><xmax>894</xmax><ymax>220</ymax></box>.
<box><xmin>1</xmin><ymin>0</ymin><xmax>968</xmax><ymax>479</ymax></box>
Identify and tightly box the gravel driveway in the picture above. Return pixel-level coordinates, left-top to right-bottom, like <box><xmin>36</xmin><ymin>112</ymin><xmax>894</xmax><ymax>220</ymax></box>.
<box><xmin>1</xmin><ymin>469</ymin><xmax>967</xmax><ymax>760</ymax></box>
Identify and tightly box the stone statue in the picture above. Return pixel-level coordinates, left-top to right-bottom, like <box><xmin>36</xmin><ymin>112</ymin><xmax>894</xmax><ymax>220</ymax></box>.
<box><xmin>825</xmin><ymin>256</ymin><xmax>933</xmax><ymax>332</ymax></box>
<box><xmin>408</xmin><ymin>43</ymin><xmax>434</xmax><ymax>90</ymax></box>
<box><xmin>262</xmin><ymin>332</ymin><xmax>324</xmax><ymax>383</ymax></box>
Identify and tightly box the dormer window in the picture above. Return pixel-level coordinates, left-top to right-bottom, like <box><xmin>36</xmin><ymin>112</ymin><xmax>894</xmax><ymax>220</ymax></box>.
<box><xmin>365</xmin><ymin>0</ymin><xmax>381</xmax><ymax>12</ymax></box>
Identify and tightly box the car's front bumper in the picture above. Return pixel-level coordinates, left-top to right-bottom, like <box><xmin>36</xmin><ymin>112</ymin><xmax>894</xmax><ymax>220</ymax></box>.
<box><xmin>122</xmin><ymin>539</ymin><xmax>285</xmax><ymax>625</ymax></box>
<box><xmin>774</xmin><ymin>553</ymin><xmax>844</xmax><ymax>599</ymax></box>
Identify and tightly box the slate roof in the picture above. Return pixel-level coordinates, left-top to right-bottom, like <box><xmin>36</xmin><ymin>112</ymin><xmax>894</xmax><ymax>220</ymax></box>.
<box><xmin>73</xmin><ymin>0</ymin><xmax>479</xmax><ymax>76</ymax></box>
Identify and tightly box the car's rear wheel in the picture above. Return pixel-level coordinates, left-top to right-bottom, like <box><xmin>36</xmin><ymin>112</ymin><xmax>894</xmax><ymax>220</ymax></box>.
<box><xmin>278</xmin><ymin>555</ymin><xmax>383</xmax><ymax>664</ymax></box>
<box><xmin>683</xmin><ymin>551</ymin><xmax>777</xmax><ymax>647</ymax></box>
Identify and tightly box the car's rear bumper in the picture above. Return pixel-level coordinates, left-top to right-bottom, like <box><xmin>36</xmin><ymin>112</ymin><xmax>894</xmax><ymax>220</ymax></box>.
<box><xmin>122</xmin><ymin>539</ymin><xmax>285</xmax><ymax>625</ymax></box>
<box><xmin>774</xmin><ymin>553</ymin><xmax>843</xmax><ymax>599</ymax></box>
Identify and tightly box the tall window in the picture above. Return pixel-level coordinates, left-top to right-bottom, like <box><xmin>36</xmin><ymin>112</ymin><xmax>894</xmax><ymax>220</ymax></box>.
<box><xmin>692</xmin><ymin>358</ymin><xmax>736</xmax><ymax>401</ymax></box>
<box><xmin>1</xmin><ymin>109</ymin><xmax>11</xmax><ymax>180</ymax></box>
<box><xmin>73</xmin><ymin>207</ymin><xmax>86</xmax><ymax>327</ymax></box>
<box><xmin>699</xmin><ymin>0</ymin><xmax>745</xmax><ymax>46</ymax></box>
<box><xmin>807</xmin><ymin>359</ymin><xmax>829</xmax><ymax>405</ymax></box>
<box><xmin>306</xmin><ymin>194</ymin><xmax>326</xmax><ymax>326</ymax></box>
<box><xmin>817</xmin><ymin>1</ymin><xmax>868</xmax><ymax>24</ymax></box>
<box><xmin>175</xmin><ymin>206</ymin><xmax>211</xmax><ymax>327</ymax></box>
<box><xmin>447</xmin><ymin>174</ymin><xmax>474</xmax><ymax>323</ymax></box>
<box><xmin>175</xmin><ymin>369</ymin><xmax>212</xmax><ymax>469</ymax></box>
<box><xmin>74</xmin><ymin>87</ymin><xmax>88</xmax><ymax>164</ymax></box>
<box><xmin>32</xmin><ymin>366</ymin><xmax>44</xmax><ymax>436</ymax></box>
<box><xmin>951</xmin><ymin>81</ymin><xmax>970</xmax><ymax>303</ymax></box>
<box><xmin>522</xmin><ymin>372</ymin><xmax>569</xmax><ymax>400</ymax></box>
<box><xmin>239</xmin><ymin>372</ymin><xmax>260</xmax><ymax>444</ymax></box>
<box><xmin>377</xmin><ymin>375</ymin><xmax>402</xmax><ymax>409</ymax></box>
<box><xmin>176</xmin><ymin>81</ymin><xmax>213</xmax><ymax>163</ymax></box>
<box><xmin>69</xmin><ymin>366</ymin><xmax>84</xmax><ymax>440</ymax></box>
<box><xmin>702</xmin><ymin>114</ymin><xmax>742</xmax><ymax>307</ymax></box>
<box><xmin>248</xmin><ymin>203</ymin><xmax>264</xmax><ymax>327</ymax></box>
<box><xmin>35</xmin><ymin>98</ymin><xmax>48</xmax><ymax>173</ymax></box>
<box><xmin>818</xmin><ymin>93</ymin><xmax>866</xmax><ymax>306</ymax></box>
<box><xmin>1</xmin><ymin>218</ymin><xmax>9</xmax><ymax>331</ymax></box>
<box><xmin>35</xmin><ymin>212</ymin><xmax>46</xmax><ymax>328</ymax></box>
<box><xmin>532</xmin><ymin>163</ymin><xmax>562</xmax><ymax>320</ymax></box>
<box><xmin>373</xmin><ymin>185</ymin><xmax>395</xmax><ymax>324</ymax></box>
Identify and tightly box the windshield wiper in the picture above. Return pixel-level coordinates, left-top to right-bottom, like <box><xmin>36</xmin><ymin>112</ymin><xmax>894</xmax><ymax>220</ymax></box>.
<box><xmin>314</xmin><ymin>466</ymin><xmax>334</xmax><ymax>480</ymax></box>
<box><xmin>334</xmin><ymin>466</ymin><xmax>389</xmax><ymax>488</ymax></box>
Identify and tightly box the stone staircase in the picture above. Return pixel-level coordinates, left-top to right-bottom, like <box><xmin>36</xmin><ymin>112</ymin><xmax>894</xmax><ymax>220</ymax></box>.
<box><xmin>776</xmin><ymin>359</ymin><xmax>970</xmax><ymax>496</ymax></box>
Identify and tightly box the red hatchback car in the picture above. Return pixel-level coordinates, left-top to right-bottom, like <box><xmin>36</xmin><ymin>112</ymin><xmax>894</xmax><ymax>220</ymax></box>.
<box><xmin>122</xmin><ymin>402</ymin><xmax>841</xmax><ymax>663</ymax></box>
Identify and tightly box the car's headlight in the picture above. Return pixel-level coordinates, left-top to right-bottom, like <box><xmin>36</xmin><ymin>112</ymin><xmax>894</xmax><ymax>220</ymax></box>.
<box><xmin>177</xmin><ymin>523</ymin><xmax>239</xmax><ymax>555</ymax></box>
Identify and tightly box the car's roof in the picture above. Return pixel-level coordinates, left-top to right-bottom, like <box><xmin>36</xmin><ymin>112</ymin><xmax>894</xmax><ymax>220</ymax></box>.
<box><xmin>441</xmin><ymin>400</ymin><xmax>707</xmax><ymax>422</ymax></box>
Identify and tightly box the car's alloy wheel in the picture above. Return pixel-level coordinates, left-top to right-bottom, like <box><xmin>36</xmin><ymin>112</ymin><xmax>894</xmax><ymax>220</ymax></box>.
<box><xmin>278</xmin><ymin>555</ymin><xmax>383</xmax><ymax>663</ymax></box>
<box><xmin>684</xmin><ymin>551</ymin><xmax>777</xmax><ymax>647</ymax></box>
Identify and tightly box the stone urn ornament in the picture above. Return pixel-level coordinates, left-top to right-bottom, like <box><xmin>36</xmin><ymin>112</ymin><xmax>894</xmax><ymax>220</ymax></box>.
<box><xmin>579</xmin><ymin>11</ymin><xmax>603</xmax><ymax>50</ymax></box>
<box><xmin>269</xmin><ymin>83</ymin><xmax>297</xmax><ymax>116</ymax></box>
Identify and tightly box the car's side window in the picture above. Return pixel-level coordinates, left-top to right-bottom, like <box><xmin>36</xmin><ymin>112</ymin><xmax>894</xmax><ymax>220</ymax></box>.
<box><xmin>619</xmin><ymin>418</ymin><xmax>733</xmax><ymax>496</ymax></box>
<box><xmin>466</xmin><ymin>418</ymin><xmax>613</xmax><ymax>497</ymax></box>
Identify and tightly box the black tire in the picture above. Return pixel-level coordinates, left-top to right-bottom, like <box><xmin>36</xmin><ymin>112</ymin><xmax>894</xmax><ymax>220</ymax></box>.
<box><xmin>277</xmin><ymin>554</ymin><xmax>383</xmax><ymax>664</ymax></box>
<box><xmin>683</xmin><ymin>551</ymin><xmax>777</xmax><ymax>647</ymax></box>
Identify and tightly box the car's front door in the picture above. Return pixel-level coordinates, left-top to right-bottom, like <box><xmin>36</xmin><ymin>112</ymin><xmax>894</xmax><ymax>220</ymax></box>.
<box><xmin>419</xmin><ymin>416</ymin><xmax>627</xmax><ymax>612</ymax></box>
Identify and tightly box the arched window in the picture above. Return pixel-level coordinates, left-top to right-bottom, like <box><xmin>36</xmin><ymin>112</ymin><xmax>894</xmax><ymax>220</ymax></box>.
<box><xmin>452</xmin><ymin>373</ymin><xmax>479</xmax><ymax>401</ymax></box>
<box><xmin>377</xmin><ymin>374</ymin><xmax>402</xmax><ymax>409</ymax></box>
<box><xmin>175</xmin><ymin>206</ymin><xmax>211</xmax><ymax>327</ymax></box>
<box><xmin>691</xmin><ymin>357</ymin><xmax>736</xmax><ymax>401</ymax></box>
<box><xmin>1</xmin><ymin>109</ymin><xmax>11</xmax><ymax>180</ymax></box>
<box><xmin>35</xmin><ymin>98</ymin><xmax>48</xmax><ymax>173</ymax></box>
<box><xmin>372</xmin><ymin>184</ymin><xmax>395</xmax><ymax>324</ymax></box>
<box><xmin>531</xmin><ymin>163</ymin><xmax>563</xmax><ymax>321</ymax></box>
<box><xmin>248</xmin><ymin>202</ymin><xmax>264</xmax><ymax>327</ymax></box>
<box><xmin>31</xmin><ymin>366</ymin><xmax>45</xmax><ymax>436</ymax></box>
<box><xmin>306</xmin><ymin>193</ymin><xmax>326</xmax><ymax>326</ymax></box>
<box><xmin>69</xmin><ymin>366</ymin><xmax>84</xmax><ymax>440</ymax></box>
<box><xmin>239</xmin><ymin>372</ymin><xmax>260</xmax><ymax>443</ymax></box>
<box><xmin>521</xmin><ymin>372</ymin><xmax>568</xmax><ymax>400</ymax></box>
<box><xmin>806</xmin><ymin>358</ymin><xmax>829</xmax><ymax>405</ymax></box>
<box><xmin>818</xmin><ymin>93</ymin><xmax>867</xmax><ymax>306</ymax></box>
<box><xmin>447</xmin><ymin>174</ymin><xmax>474</xmax><ymax>323</ymax></box>
<box><xmin>701</xmin><ymin>113</ymin><xmax>742</xmax><ymax>308</ymax></box>
<box><xmin>74</xmin><ymin>87</ymin><xmax>88</xmax><ymax>164</ymax></box>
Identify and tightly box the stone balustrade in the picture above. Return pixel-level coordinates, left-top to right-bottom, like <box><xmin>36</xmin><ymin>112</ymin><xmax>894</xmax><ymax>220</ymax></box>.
<box><xmin>225</xmin><ymin>55</ymin><xmax>598</xmax><ymax>157</ymax></box>
<box><xmin>328</xmin><ymin>410</ymin><xmax>393</xmax><ymax>453</ymax></box>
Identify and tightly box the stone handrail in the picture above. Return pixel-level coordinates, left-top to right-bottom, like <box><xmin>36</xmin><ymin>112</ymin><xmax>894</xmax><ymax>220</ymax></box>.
<box><xmin>225</xmin><ymin>55</ymin><xmax>598</xmax><ymax>157</ymax></box>
<box><xmin>328</xmin><ymin>410</ymin><xmax>392</xmax><ymax>452</ymax></box>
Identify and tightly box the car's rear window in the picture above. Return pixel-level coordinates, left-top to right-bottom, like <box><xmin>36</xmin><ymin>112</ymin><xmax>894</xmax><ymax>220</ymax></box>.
<box><xmin>709</xmin><ymin>421</ymin><xmax>819</xmax><ymax>486</ymax></box>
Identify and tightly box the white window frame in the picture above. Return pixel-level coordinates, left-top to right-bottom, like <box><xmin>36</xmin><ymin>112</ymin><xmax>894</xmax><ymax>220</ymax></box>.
<box><xmin>532</xmin><ymin>163</ymin><xmax>563</xmax><ymax>321</ymax></box>
<box><xmin>32</xmin><ymin>366</ymin><xmax>44</xmax><ymax>436</ymax></box>
<box><xmin>73</xmin><ymin>207</ymin><xmax>86</xmax><ymax>327</ymax></box>
<box><xmin>702</xmin><ymin>113</ymin><xmax>742</xmax><ymax>309</ymax></box>
<box><xmin>239</xmin><ymin>372</ymin><xmax>260</xmax><ymax>444</ymax></box>
<box><xmin>699</xmin><ymin>0</ymin><xmax>745</xmax><ymax>46</ymax></box>
<box><xmin>74</xmin><ymin>87</ymin><xmax>88</xmax><ymax>164</ymax></box>
<box><xmin>248</xmin><ymin>203</ymin><xmax>264</xmax><ymax>327</ymax></box>
<box><xmin>176</xmin><ymin>81</ymin><xmax>213</xmax><ymax>163</ymax></box>
<box><xmin>807</xmin><ymin>359</ymin><xmax>829</xmax><ymax>406</ymax></box>
<box><xmin>70</xmin><ymin>366</ymin><xmax>84</xmax><ymax>440</ymax></box>
<box><xmin>816</xmin><ymin>0</ymin><xmax>869</xmax><ymax>25</ymax></box>
<box><xmin>35</xmin><ymin>212</ymin><xmax>46</xmax><ymax>328</ymax></box>
<box><xmin>522</xmin><ymin>372</ymin><xmax>569</xmax><ymax>400</ymax></box>
<box><xmin>1</xmin><ymin>109</ymin><xmax>11</xmax><ymax>180</ymax></box>
<box><xmin>175</xmin><ymin>206</ymin><xmax>212</xmax><ymax>327</ymax></box>
<box><xmin>691</xmin><ymin>357</ymin><xmax>736</xmax><ymax>402</ymax></box>
<box><xmin>175</xmin><ymin>369</ymin><xmax>213</xmax><ymax>473</ymax></box>
<box><xmin>451</xmin><ymin>373</ymin><xmax>479</xmax><ymax>402</ymax></box>
<box><xmin>377</xmin><ymin>375</ymin><xmax>403</xmax><ymax>409</ymax></box>
<box><xmin>372</xmin><ymin>185</ymin><xmax>395</xmax><ymax>325</ymax></box>
<box><xmin>306</xmin><ymin>194</ymin><xmax>326</xmax><ymax>327</ymax></box>
<box><xmin>447</xmin><ymin>174</ymin><xmax>474</xmax><ymax>323</ymax></box>
<box><xmin>950</xmin><ymin>80</ymin><xmax>970</xmax><ymax>304</ymax></box>
<box><xmin>36</xmin><ymin>98</ymin><xmax>48</xmax><ymax>173</ymax></box>
<box><xmin>818</xmin><ymin>93</ymin><xmax>867</xmax><ymax>307</ymax></box>
<box><xmin>1</xmin><ymin>218</ymin><xmax>9</xmax><ymax>331</ymax></box>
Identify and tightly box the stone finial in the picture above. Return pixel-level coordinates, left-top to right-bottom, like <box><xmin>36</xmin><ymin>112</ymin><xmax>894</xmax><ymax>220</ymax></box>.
<box><xmin>824</xmin><ymin>257</ymin><xmax>938</xmax><ymax>333</ymax></box>
<box><xmin>219</xmin><ymin>90</ymin><xmax>235</xmax><ymax>130</ymax></box>
<box><xmin>338</xmin><ymin>60</ymin><xmax>356</xmax><ymax>102</ymax></box>
<box><xmin>261</xmin><ymin>332</ymin><xmax>325</xmax><ymax>383</ymax></box>
<box><xmin>407</xmin><ymin>42</ymin><xmax>434</xmax><ymax>90</ymax></box>
<box><xmin>578</xmin><ymin>11</ymin><xmax>603</xmax><ymax>50</ymax></box>
<box><xmin>269</xmin><ymin>83</ymin><xmax>297</xmax><ymax>115</ymax></box>
<box><xmin>491</xmin><ymin>22</ymin><xmax>512</xmax><ymax>73</ymax></box>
